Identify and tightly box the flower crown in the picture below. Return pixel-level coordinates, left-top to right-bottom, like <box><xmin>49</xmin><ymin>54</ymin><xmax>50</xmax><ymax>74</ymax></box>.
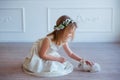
<box><xmin>54</xmin><ymin>19</ymin><xmax>74</xmax><ymax>30</ymax></box>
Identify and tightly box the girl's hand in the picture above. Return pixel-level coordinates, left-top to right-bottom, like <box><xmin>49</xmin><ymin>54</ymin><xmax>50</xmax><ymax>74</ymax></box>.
<box><xmin>85</xmin><ymin>60</ymin><xmax>94</xmax><ymax>66</ymax></box>
<box><xmin>58</xmin><ymin>57</ymin><xmax>66</xmax><ymax>63</ymax></box>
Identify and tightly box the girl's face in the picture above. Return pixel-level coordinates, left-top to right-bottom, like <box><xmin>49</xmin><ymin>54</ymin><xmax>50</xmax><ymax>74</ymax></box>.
<box><xmin>63</xmin><ymin>26</ymin><xmax>76</xmax><ymax>42</ymax></box>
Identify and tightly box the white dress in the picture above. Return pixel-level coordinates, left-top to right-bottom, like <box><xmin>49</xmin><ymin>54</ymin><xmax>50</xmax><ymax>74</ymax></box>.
<box><xmin>22</xmin><ymin>37</ymin><xmax>73</xmax><ymax>77</ymax></box>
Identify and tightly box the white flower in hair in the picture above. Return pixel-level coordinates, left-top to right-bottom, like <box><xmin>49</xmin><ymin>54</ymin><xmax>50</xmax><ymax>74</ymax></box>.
<box><xmin>54</xmin><ymin>19</ymin><xmax>74</xmax><ymax>30</ymax></box>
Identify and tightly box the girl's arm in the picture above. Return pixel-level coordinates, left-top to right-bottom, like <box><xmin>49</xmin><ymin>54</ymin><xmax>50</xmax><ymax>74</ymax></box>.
<box><xmin>63</xmin><ymin>43</ymin><xmax>82</xmax><ymax>62</ymax></box>
<box><xmin>63</xmin><ymin>43</ymin><xmax>93</xmax><ymax>66</ymax></box>
<box><xmin>39</xmin><ymin>38</ymin><xmax>65</xmax><ymax>63</ymax></box>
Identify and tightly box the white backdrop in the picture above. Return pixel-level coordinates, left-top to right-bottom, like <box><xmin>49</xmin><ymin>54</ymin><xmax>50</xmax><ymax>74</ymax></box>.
<box><xmin>0</xmin><ymin>0</ymin><xmax>120</xmax><ymax>42</ymax></box>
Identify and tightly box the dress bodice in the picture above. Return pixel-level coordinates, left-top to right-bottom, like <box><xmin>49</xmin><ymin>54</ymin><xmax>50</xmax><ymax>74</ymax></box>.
<box><xmin>47</xmin><ymin>37</ymin><xmax>62</xmax><ymax>51</ymax></box>
<box><xmin>35</xmin><ymin>37</ymin><xmax>63</xmax><ymax>56</ymax></box>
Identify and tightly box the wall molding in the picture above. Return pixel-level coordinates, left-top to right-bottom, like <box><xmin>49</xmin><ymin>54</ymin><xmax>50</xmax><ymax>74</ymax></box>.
<box><xmin>47</xmin><ymin>8</ymin><xmax>113</xmax><ymax>33</ymax></box>
<box><xmin>0</xmin><ymin>8</ymin><xmax>25</xmax><ymax>33</ymax></box>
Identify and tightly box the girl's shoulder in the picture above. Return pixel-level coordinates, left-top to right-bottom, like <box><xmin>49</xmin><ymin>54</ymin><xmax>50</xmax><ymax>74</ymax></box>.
<box><xmin>43</xmin><ymin>37</ymin><xmax>51</xmax><ymax>44</ymax></box>
<box><xmin>39</xmin><ymin>36</ymin><xmax>52</xmax><ymax>45</ymax></box>
<box><xmin>34</xmin><ymin>36</ymin><xmax>51</xmax><ymax>48</ymax></box>
<box><xmin>36</xmin><ymin>36</ymin><xmax>51</xmax><ymax>41</ymax></box>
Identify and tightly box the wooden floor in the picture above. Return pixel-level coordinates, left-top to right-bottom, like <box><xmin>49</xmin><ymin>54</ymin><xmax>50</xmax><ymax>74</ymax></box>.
<box><xmin>0</xmin><ymin>42</ymin><xmax>120</xmax><ymax>80</ymax></box>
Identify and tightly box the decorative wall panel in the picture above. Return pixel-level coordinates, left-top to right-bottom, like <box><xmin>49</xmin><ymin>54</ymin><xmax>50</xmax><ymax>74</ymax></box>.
<box><xmin>0</xmin><ymin>8</ymin><xmax>25</xmax><ymax>32</ymax></box>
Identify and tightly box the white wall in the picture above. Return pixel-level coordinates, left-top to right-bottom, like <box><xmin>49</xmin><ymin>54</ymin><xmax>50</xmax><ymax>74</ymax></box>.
<box><xmin>0</xmin><ymin>0</ymin><xmax>120</xmax><ymax>42</ymax></box>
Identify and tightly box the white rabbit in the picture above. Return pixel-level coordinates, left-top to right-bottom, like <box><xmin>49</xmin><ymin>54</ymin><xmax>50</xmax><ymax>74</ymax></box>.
<box><xmin>78</xmin><ymin>59</ymin><xmax>101</xmax><ymax>72</ymax></box>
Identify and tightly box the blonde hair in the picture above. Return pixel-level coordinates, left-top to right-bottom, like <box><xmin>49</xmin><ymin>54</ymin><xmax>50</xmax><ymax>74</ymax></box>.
<box><xmin>47</xmin><ymin>15</ymin><xmax>77</xmax><ymax>45</ymax></box>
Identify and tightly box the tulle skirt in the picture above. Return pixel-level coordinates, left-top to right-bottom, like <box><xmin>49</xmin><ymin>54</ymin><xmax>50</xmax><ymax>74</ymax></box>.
<box><xmin>22</xmin><ymin>51</ymin><xmax>73</xmax><ymax>77</ymax></box>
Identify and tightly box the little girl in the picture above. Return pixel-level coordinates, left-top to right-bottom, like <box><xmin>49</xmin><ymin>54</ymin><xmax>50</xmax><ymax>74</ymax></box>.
<box><xmin>22</xmin><ymin>15</ymin><xmax>100</xmax><ymax>77</ymax></box>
